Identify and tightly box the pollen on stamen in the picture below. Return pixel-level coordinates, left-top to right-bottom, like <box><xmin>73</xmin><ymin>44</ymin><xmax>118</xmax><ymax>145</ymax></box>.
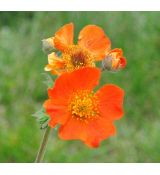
<box><xmin>68</xmin><ymin>90</ymin><xmax>99</xmax><ymax>122</ymax></box>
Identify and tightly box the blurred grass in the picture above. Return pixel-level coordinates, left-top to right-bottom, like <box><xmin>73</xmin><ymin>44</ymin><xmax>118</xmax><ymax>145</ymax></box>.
<box><xmin>0</xmin><ymin>12</ymin><xmax>160</xmax><ymax>162</ymax></box>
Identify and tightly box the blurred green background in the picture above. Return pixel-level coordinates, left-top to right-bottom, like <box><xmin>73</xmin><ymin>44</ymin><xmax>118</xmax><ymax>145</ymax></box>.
<box><xmin>0</xmin><ymin>12</ymin><xmax>160</xmax><ymax>163</ymax></box>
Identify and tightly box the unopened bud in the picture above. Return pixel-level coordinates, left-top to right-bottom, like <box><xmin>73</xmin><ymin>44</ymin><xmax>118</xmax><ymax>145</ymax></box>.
<box><xmin>42</xmin><ymin>37</ymin><xmax>55</xmax><ymax>54</ymax></box>
<box><xmin>102</xmin><ymin>48</ymin><xmax>126</xmax><ymax>72</ymax></box>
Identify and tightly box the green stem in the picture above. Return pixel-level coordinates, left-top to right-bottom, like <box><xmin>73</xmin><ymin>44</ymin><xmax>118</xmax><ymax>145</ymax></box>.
<box><xmin>35</xmin><ymin>126</ymin><xmax>51</xmax><ymax>163</ymax></box>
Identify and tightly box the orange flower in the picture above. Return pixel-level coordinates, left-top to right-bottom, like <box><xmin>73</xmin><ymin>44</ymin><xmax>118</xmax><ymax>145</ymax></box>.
<box><xmin>102</xmin><ymin>48</ymin><xmax>127</xmax><ymax>71</ymax></box>
<box><xmin>44</xmin><ymin>67</ymin><xmax>124</xmax><ymax>148</ymax></box>
<box><xmin>44</xmin><ymin>23</ymin><xmax>111</xmax><ymax>75</ymax></box>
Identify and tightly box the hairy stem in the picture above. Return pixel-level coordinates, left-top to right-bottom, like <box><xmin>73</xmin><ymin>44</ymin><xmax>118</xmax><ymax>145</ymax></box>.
<box><xmin>35</xmin><ymin>126</ymin><xmax>51</xmax><ymax>163</ymax></box>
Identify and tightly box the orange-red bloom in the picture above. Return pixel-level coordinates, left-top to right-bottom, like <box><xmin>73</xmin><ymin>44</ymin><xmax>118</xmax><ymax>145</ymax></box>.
<box><xmin>44</xmin><ymin>67</ymin><xmax>124</xmax><ymax>148</ymax></box>
<box><xmin>44</xmin><ymin>23</ymin><xmax>111</xmax><ymax>75</ymax></box>
<box><xmin>102</xmin><ymin>48</ymin><xmax>127</xmax><ymax>71</ymax></box>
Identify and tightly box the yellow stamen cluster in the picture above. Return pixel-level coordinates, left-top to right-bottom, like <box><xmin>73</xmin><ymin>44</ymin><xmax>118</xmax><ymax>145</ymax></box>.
<box><xmin>62</xmin><ymin>45</ymin><xmax>95</xmax><ymax>72</ymax></box>
<box><xmin>69</xmin><ymin>90</ymin><xmax>99</xmax><ymax>121</ymax></box>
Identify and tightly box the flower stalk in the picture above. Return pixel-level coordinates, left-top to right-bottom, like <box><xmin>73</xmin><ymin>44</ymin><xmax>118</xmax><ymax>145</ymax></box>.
<box><xmin>35</xmin><ymin>126</ymin><xmax>51</xmax><ymax>163</ymax></box>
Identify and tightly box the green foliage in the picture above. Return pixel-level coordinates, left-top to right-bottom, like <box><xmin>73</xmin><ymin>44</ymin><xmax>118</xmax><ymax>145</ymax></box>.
<box><xmin>0</xmin><ymin>12</ymin><xmax>160</xmax><ymax>162</ymax></box>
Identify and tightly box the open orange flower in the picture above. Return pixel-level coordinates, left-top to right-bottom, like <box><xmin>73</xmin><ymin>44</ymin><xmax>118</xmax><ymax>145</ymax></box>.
<box><xmin>44</xmin><ymin>67</ymin><xmax>124</xmax><ymax>148</ymax></box>
<box><xmin>44</xmin><ymin>23</ymin><xmax>111</xmax><ymax>75</ymax></box>
<box><xmin>102</xmin><ymin>48</ymin><xmax>127</xmax><ymax>71</ymax></box>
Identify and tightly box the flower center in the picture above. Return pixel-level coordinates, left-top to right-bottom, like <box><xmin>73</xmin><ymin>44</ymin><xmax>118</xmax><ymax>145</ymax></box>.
<box><xmin>71</xmin><ymin>50</ymin><xmax>86</xmax><ymax>67</ymax></box>
<box><xmin>69</xmin><ymin>90</ymin><xmax>99</xmax><ymax>121</ymax></box>
<box><xmin>62</xmin><ymin>45</ymin><xmax>95</xmax><ymax>72</ymax></box>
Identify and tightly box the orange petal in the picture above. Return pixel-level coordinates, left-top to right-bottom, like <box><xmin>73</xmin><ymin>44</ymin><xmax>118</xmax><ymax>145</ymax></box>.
<box><xmin>48</xmin><ymin>52</ymin><xmax>65</xmax><ymax>68</ymax></box>
<box><xmin>43</xmin><ymin>99</ymin><xmax>69</xmax><ymax>127</ymax></box>
<box><xmin>120</xmin><ymin>57</ymin><xmax>127</xmax><ymax>69</ymax></box>
<box><xmin>44</xmin><ymin>64</ymin><xmax>54</xmax><ymax>71</ymax></box>
<box><xmin>59</xmin><ymin>117</ymin><xmax>116</xmax><ymax>148</ymax></box>
<box><xmin>48</xmin><ymin>52</ymin><xmax>59</xmax><ymax>64</ymax></box>
<box><xmin>54</xmin><ymin>23</ymin><xmax>74</xmax><ymax>52</ymax></box>
<box><xmin>96</xmin><ymin>84</ymin><xmax>124</xmax><ymax>121</ymax></box>
<box><xmin>48</xmin><ymin>67</ymin><xmax>100</xmax><ymax>101</ymax></box>
<box><xmin>44</xmin><ymin>52</ymin><xmax>65</xmax><ymax>75</ymax></box>
<box><xmin>69</xmin><ymin>67</ymin><xmax>100</xmax><ymax>90</ymax></box>
<box><xmin>78</xmin><ymin>25</ymin><xmax>111</xmax><ymax>60</ymax></box>
<box><xmin>84</xmin><ymin>118</ymin><xmax>116</xmax><ymax>148</ymax></box>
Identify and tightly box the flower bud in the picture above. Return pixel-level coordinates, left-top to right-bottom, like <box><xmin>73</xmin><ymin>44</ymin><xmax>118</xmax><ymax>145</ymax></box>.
<box><xmin>102</xmin><ymin>48</ymin><xmax>126</xmax><ymax>72</ymax></box>
<box><xmin>42</xmin><ymin>37</ymin><xmax>55</xmax><ymax>54</ymax></box>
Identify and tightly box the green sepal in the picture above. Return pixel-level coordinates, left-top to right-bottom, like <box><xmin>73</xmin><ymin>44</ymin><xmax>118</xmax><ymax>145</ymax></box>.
<box><xmin>42</xmin><ymin>73</ymin><xmax>54</xmax><ymax>88</ymax></box>
<box><xmin>33</xmin><ymin>108</ymin><xmax>50</xmax><ymax>129</ymax></box>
